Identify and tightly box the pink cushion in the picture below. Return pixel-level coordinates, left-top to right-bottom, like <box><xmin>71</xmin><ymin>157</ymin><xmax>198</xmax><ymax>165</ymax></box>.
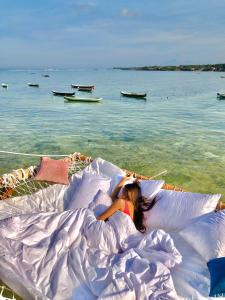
<box><xmin>34</xmin><ymin>157</ymin><xmax>70</xmax><ymax>185</ymax></box>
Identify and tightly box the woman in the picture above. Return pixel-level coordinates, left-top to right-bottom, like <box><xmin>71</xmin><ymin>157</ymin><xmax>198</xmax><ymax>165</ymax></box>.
<box><xmin>97</xmin><ymin>176</ymin><xmax>155</xmax><ymax>233</ymax></box>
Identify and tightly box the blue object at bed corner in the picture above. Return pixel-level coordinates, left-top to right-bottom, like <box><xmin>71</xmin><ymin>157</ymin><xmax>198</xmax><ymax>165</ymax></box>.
<box><xmin>207</xmin><ymin>257</ymin><xmax>225</xmax><ymax>297</ymax></box>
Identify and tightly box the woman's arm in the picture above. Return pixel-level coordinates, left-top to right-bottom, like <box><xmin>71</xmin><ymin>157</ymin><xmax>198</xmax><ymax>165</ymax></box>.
<box><xmin>111</xmin><ymin>175</ymin><xmax>132</xmax><ymax>201</ymax></box>
<box><xmin>97</xmin><ymin>199</ymin><xmax>123</xmax><ymax>221</ymax></box>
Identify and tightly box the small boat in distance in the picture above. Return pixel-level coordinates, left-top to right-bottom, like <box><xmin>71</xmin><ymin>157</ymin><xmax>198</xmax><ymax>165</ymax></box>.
<box><xmin>52</xmin><ymin>91</ymin><xmax>75</xmax><ymax>96</ymax></box>
<box><xmin>64</xmin><ymin>96</ymin><xmax>102</xmax><ymax>103</ymax></box>
<box><xmin>120</xmin><ymin>91</ymin><xmax>147</xmax><ymax>99</ymax></box>
<box><xmin>28</xmin><ymin>83</ymin><xmax>39</xmax><ymax>87</ymax></box>
<box><xmin>71</xmin><ymin>84</ymin><xmax>95</xmax><ymax>89</ymax></box>
<box><xmin>1</xmin><ymin>83</ymin><xmax>8</xmax><ymax>88</ymax></box>
<box><xmin>78</xmin><ymin>86</ymin><xmax>93</xmax><ymax>92</ymax></box>
<box><xmin>220</xmin><ymin>76</ymin><xmax>225</xmax><ymax>79</ymax></box>
<box><xmin>217</xmin><ymin>93</ymin><xmax>225</xmax><ymax>99</ymax></box>
<box><xmin>42</xmin><ymin>74</ymin><xmax>50</xmax><ymax>77</ymax></box>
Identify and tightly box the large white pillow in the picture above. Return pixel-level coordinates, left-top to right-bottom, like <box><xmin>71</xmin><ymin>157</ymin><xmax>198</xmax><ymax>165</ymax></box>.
<box><xmin>179</xmin><ymin>210</ymin><xmax>225</xmax><ymax>261</ymax></box>
<box><xmin>64</xmin><ymin>157</ymin><xmax>125</xmax><ymax>209</ymax></box>
<box><xmin>140</xmin><ymin>180</ymin><xmax>165</xmax><ymax>200</ymax></box>
<box><xmin>119</xmin><ymin>178</ymin><xmax>164</xmax><ymax>200</ymax></box>
<box><xmin>88</xmin><ymin>190</ymin><xmax>112</xmax><ymax>216</ymax></box>
<box><xmin>67</xmin><ymin>172</ymin><xmax>111</xmax><ymax>210</ymax></box>
<box><xmin>144</xmin><ymin>190</ymin><xmax>221</xmax><ymax>232</ymax></box>
<box><xmin>84</xmin><ymin>157</ymin><xmax>126</xmax><ymax>192</ymax></box>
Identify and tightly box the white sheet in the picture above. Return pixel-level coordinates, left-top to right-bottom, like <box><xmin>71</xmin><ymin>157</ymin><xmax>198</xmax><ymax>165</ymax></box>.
<box><xmin>0</xmin><ymin>209</ymin><xmax>181</xmax><ymax>300</ymax></box>
<box><xmin>171</xmin><ymin>233</ymin><xmax>212</xmax><ymax>300</ymax></box>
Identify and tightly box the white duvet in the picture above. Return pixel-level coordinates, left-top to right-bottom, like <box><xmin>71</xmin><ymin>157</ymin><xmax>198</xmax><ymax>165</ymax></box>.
<box><xmin>0</xmin><ymin>207</ymin><xmax>181</xmax><ymax>300</ymax></box>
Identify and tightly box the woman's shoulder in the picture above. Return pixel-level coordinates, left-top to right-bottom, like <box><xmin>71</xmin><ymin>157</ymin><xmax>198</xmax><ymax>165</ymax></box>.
<box><xmin>114</xmin><ymin>198</ymin><xmax>126</xmax><ymax>208</ymax></box>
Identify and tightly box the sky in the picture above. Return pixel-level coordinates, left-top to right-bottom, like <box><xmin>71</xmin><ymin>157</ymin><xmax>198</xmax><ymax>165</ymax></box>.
<box><xmin>0</xmin><ymin>0</ymin><xmax>225</xmax><ymax>68</ymax></box>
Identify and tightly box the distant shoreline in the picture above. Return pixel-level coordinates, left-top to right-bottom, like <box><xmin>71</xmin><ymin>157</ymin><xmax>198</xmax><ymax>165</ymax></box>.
<box><xmin>113</xmin><ymin>64</ymin><xmax>225</xmax><ymax>72</ymax></box>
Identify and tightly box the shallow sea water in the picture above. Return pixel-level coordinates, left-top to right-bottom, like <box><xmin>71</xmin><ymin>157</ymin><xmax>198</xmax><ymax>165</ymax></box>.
<box><xmin>0</xmin><ymin>69</ymin><xmax>225</xmax><ymax>198</ymax></box>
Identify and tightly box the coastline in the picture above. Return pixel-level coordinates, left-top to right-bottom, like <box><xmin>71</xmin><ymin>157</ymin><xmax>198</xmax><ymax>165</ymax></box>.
<box><xmin>113</xmin><ymin>63</ymin><xmax>225</xmax><ymax>72</ymax></box>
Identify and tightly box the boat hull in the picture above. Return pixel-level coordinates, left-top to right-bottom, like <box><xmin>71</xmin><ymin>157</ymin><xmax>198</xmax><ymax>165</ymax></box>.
<box><xmin>71</xmin><ymin>84</ymin><xmax>95</xmax><ymax>89</ymax></box>
<box><xmin>120</xmin><ymin>91</ymin><xmax>147</xmax><ymax>98</ymax></box>
<box><xmin>217</xmin><ymin>93</ymin><xmax>225</xmax><ymax>99</ymax></box>
<box><xmin>52</xmin><ymin>91</ymin><xmax>75</xmax><ymax>96</ymax></box>
<box><xmin>28</xmin><ymin>83</ymin><xmax>39</xmax><ymax>87</ymax></box>
<box><xmin>64</xmin><ymin>96</ymin><xmax>101</xmax><ymax>103</ymax></box>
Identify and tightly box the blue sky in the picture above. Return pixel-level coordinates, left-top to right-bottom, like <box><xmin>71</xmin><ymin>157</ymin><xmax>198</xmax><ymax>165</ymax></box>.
<box><xmin>0</xmin><ymin>0</ymin><xmax>225</xmax><ymax>68</ymax></box>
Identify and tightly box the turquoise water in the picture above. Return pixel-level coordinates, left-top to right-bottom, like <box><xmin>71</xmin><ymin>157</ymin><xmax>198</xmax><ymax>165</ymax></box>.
<box><xmin>1</xmin><ymin>69</ymin><xmax>225</xmax><ymax>197</ymax></box>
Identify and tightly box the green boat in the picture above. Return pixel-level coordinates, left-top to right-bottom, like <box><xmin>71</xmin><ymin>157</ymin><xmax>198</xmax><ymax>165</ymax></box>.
<box><xmin>64</xmin><ymin>96</ymin><xmax>102</xmax><ymax>103</ymax></box>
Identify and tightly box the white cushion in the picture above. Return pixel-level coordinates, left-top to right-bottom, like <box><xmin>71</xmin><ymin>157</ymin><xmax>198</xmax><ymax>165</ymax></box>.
<box><xmin>64</xmin><ymin>157</ymin><xmax>125</xmax><ymax>209</ymax></box>
<box><xmin>88</xmin><ymin>190</ymin><xmax>112</xmax><ymax>216</ymax></box>
<box><xmin>179</xmin><ymin>210</ymin><xmax>225</xmax><ymax>261</ymax></box>
<box><xmin>119</xmin><ymin>178</ymin><xmax>164</xmax><ymax>200</ymax></box>
<box><xmin>144</xmin><ymin>190</ymin><xmax>221</xmax><ymax>232</ymax></box>
<box><xmin>84</xmin><ymin>157</ymin><xmax>125</xmax><ymax>192</ymax></box>
<box><xmin>67</xmin><ymin>172</ymin><xmax>111</xmax><ymax>210</ymax></box>
<box><xmin>140</xmin><ymin>180</ymin><xmax>165</xmax><ymax>200</ymax></box>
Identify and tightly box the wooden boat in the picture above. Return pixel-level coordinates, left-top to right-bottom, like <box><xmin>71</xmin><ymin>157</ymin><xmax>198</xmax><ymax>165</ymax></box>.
<box><xmin>78</xmin><ymin>87</ymin><xmax>93</xmax><ymax>92</ymax></box>
<box><xmin>28</xmin><ymin>83</ymin><xmax>39</xmax><ymax>87</ymax></box>
<box><xmin>217</xmin><ymin>93</ymin><xmax>225</xmax><ymax>99</ymax></box>
<box><xmin>64</xmin><ymin>96</ymin><xmax>102</xmax><ymax>103</ymax></box>
<box><xmin>120</xmin><ymin>91</ymin><xmax>147</xmax><ymax>98</ymax></box>
<box><xmin>71</xmin><ymin>84</ymin><xmax>95</xmax><ymax>89</ymax></box>
<box><xmin>52</xmin><ymin>91</ymin><xmax>75</xmax><ymax>96</ymax></box>
<box><xmin>1</xmin><ymin>83</ymin><xmax>8</xmax><ymax>88</ymax></box>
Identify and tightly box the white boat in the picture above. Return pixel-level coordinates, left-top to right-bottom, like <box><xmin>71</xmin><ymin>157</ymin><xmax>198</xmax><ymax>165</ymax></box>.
<box><xmin>1</xmin><ymin>83</ymin><xmax>8</xmax><ymax>88</ymax></box>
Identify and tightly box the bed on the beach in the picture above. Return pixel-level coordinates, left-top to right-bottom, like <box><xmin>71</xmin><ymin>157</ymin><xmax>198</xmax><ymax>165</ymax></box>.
<box><xmin>0</xmin><ymin>152</ymin><xmax>225</xmax><ymax>299</ymax></box>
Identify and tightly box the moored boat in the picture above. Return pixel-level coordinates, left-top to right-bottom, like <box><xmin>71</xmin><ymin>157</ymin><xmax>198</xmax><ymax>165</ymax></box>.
<box><xmin>64</xmin><ymin>96</ymin><xmax>102</xmax><ymax>103</ymax></box>
<box><xmin>217</xmin><ymin>93</ymin><xmax>225</xmax><ymax>99</ymax></box>
<box><xmin>28</xmin><ymin>83</ymin><xmax>39</xmax><ymax>87</ymax></box>
<box><xmin>52</xmin><ymin>91</ymin><xmax>75</xmax><ymax>96</ymax></box>
<box><xmin>71</xmin><ymin>84</ymin><xmax>95</xmax><ymax>89</ymax></box>
<box><xmin>1</xmin><ymin>83</ymin><xmax>8</xmax><ymax>88</ymax></box>
<box><xmin>120</xmin><ymin>91</ymin><xmax>147</xmax><ymax>98</ymax></box>
<box><xmin>78</xmin><ymin>86</ymin><xmax>93</xmax><ymax>92</ymax></box>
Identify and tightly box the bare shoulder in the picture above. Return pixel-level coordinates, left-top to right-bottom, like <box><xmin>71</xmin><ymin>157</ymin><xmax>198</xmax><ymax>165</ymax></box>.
<box><xmin>115</xmin><ymin>198</ymin><xmax>125</xmax><ymax>209</ymax></box>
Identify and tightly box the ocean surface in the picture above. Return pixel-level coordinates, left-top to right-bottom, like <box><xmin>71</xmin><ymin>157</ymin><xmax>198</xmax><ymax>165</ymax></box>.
<box><xmin>0</xmin><ymin>68</ymin><xmax>225</xmax><ymax>197</ymax></box>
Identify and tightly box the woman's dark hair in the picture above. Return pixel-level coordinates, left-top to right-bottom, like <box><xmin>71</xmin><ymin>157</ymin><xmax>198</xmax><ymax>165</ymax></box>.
<box><xmin>123</xmin><ymin>181</ymin><xmax>156</xmax><ymax>233</ymax></box>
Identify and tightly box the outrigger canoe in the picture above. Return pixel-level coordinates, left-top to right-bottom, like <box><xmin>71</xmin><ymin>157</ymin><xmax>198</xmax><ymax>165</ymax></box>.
<box><xmin>28</xmin><ymin>83</ymin><xmax>39</xmax><ymax>87</ymax></box>
<box><xmin>71</xmin><ymin>84</ymin><xmax>95</xmax><ymax>89</ymax></box>
<box><xmin>120</xmin><ymin>91</ymin><xmax>147</xmax><ymax>98</ymax></box>
<box><xmin>52</xmin><ymin>91</ymin><xmax>75</xmax><ymax>96</ymax></box>
<box><xmin>217</xmin><ymin>93</ymin><xmax>225</xmax><ymax>99</ymax></box>
<box><xmin>64</xmin><ymin>96</ymin><xmax>102</xmax><ymax>103</ymax></box>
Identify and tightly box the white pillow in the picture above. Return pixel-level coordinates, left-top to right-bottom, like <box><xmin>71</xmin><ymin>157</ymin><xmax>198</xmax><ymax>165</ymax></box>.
<box><xmin>67</xmin><ymin>172</ymin><xmax>111</xmax><ymax>210</ymax></box>
<box><xmin>88</xmin><ymin>190</ymin><xmax>112</xmax><ymax>216</ymax></box>
<box><xmin>84</xmin><ymin>157</ymin><xmax>125</xmax><ymax>192</ymax></box>
<box><xmin>64</xmin><ymin>157</ymin><xmax>124</xmax><ymax>209</ymax></box>
<box><xmin>119</xmin><ymin>179</ymin><xmax>164</xmax><ymax>200</ymax></box>
<box><xmin>144</xmin><ymin>190</ymin><xmax>221</xmax><ymax>232</ymax></box>
<box><xmin>179</xmin><ymin>210</ymin><xmax>225</xmax><ymax>261</ymax></box>
<box><xmin>140</xmin><ymin>180</ymin><xmax>165</xmax><ymax>200</ymax></box>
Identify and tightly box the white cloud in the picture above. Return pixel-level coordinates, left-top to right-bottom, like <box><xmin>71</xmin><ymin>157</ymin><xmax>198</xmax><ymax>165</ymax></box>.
<box><xmin>120</xmin><ymin>8</ymin><xmax>136</xmax><ymax>17</ymax></box>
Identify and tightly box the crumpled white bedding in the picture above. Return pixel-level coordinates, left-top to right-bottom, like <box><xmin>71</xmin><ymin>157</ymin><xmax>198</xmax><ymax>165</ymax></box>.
<box><xmin>0</xmin><ymin>206</ymin><xmax>181</xmax><ymax>300</ymax></box>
